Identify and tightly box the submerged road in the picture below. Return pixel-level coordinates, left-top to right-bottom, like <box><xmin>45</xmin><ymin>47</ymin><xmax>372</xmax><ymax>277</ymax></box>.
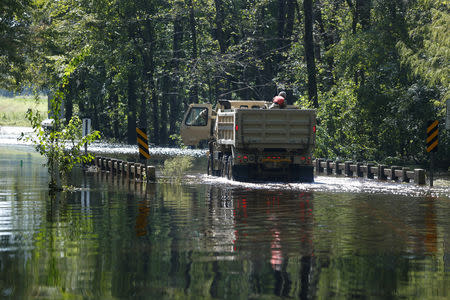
<box><xmin>0</xmin><ymin>140</ymin><xmax>450</xmax><ymax>299</ymax></box>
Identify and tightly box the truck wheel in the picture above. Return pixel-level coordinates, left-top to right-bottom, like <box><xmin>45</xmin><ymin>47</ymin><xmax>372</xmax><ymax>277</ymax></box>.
<box><xmin>226</xmin><ymin>158</ymin><xmax>233</xmax><ymax>180</ymax></box>
<box><xmin>208</xmin><ymin>153</ymin><xmax>220</xmax><ymax>176</ymax></box>
<box><xmin>207</xmin><ymin>154</ymin><xmax>212</xmax><ymax>176</ymax></box>
<box><xmin>221</xmin><ymin>157</ymin><xmax>227</xmax><ymax>178</ymax></box>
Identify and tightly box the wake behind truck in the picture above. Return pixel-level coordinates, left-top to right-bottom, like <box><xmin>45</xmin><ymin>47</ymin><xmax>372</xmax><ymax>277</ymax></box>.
<box><xmin>180</xmin><ymin>100</ymin><xmax>316</xmax><ymax>182</ymax></box>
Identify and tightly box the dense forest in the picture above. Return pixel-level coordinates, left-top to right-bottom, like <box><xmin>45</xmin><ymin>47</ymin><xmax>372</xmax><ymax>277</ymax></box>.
<box><xmin>1</xmin><ymin>0</ymin><xmax>448</xmax><ymax>165</ymax></box>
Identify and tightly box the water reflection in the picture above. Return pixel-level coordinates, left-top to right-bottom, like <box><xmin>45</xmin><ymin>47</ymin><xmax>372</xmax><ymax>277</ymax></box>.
<box><xmin>1</xmin><ymin>146</ymin><xmax>450</xmax><ymax>299</ymax></box>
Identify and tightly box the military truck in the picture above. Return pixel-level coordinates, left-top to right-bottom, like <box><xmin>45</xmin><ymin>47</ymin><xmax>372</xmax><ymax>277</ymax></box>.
<box><xmin>180</xmin><ymin>100</ymin><xmax>316</xmax><ymax>182</ymax></box>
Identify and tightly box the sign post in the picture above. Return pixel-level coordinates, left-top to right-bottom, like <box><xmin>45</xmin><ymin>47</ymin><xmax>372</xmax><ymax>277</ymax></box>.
<box><xmin>426</xmin><ymin>120</ymin><xmax>438</xmax><ymax>187</ymax></box>
<box><xmin>82</xmin><ymin>118</ymin><xmax>91</xmax><ymax>155</ymax></box>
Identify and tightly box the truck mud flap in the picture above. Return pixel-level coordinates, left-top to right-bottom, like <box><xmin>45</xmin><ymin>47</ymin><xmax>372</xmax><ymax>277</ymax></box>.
<box><xmin>232</xmin><ymin>165</ymin><xmax>250</xmax><ymax>181</ymax></box>
<box><xmin>297</xmin><ymin>165</ymin><xmax>314</xmax><ymax>183</ymax></box>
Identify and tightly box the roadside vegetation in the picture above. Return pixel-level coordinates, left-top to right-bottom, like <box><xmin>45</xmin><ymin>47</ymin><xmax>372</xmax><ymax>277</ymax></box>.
<box><xmin>1</xmin><ymin>0</ymin><xmax>448</xmax><ymax>169</ymax></box>
<box><xmin>20</xmin><ymin>97</ymin><xmax>101</xmax><ymax>191</ymax></box>
<box><xmin>161</xmin><ymin>156</ymin><xmax>194</xmax><ymax>183</ymax></box>
<box><xmin>0</xmin><ymin>96</ymin><xmax>47</xmax><ymax>126</ymax></box>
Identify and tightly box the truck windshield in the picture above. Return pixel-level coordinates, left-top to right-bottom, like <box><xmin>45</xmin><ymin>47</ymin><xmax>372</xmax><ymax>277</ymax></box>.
<box><xmin>185</xmin><ymin>107</ymin><xmax>208</xmax><ymax>126</ymax></box>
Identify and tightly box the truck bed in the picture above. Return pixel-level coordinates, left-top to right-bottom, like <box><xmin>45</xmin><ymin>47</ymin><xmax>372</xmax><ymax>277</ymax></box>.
<box><xmin>216</xmin><ymin>108</ymin><xmax>316</xmax><ymax>151</ymax></box>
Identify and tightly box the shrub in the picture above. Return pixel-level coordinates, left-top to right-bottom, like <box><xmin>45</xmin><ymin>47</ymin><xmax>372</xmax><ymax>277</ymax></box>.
<box><xmin>161</xmin><ymin>156</ymin><xmax>194</xmax><ymax>183</ymax></box>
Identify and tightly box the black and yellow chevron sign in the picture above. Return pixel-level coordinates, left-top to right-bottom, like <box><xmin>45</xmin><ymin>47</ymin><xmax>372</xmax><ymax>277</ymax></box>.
<box><xmin>136</xmin><ymin>128</ymin><xmax>150</xmax><ymax>159</ymax></box>
<box><xmin>426</xmin><ymin>120</ymin><xmax>438</xmax><ymax>153</ymax></box>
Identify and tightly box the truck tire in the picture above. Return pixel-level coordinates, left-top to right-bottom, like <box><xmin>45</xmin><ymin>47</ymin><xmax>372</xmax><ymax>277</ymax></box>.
<box><xmin>208</xmin><ymin>153</ymin><xmax>221</xmax><ymax>176</ymax></box>
<box><xmin>221</xmin><ymin>157</ymin><xmax>227</xmax><ymax>178</ymax></box>
<box><xmin>207</xmin><ymin>154</ymin><xmax>212</xmax><ymax>176</ymax></box>
<box><xmin>226</xmin><ymin>158</ymin><xmax>233</xmax><ymax>180</ymax></box>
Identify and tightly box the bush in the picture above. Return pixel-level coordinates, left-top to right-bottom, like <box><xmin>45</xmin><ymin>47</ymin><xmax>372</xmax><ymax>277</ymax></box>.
<box><xmin>161</xmin><ymin>156</ymin><xmax>194</xmax><ymax>183</ymax></box>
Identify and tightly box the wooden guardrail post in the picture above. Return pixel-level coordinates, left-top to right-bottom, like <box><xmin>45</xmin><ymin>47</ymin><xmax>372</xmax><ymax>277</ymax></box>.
<box><xmin>344</xmin><ymin>161</ymin><xmax>353</xmax><ymax>177</ymax></box>
<box><xmin>316</xmin><ymin>159</ymin><xmax>324</xmax><ymax>174</ymax></box>
<box><xmin>140</xmin><ymin>165</ymin><xmax>146</xmax><ymax>180</ymax></box>
<box><xmin>390</xmin><ymin>166</ymin><xmax>401</xmax><ymax>180</ymax></box>
<box><xmin>378</xmin><ymin>165</ymin><xmax>387</xmax><ymax>180</ymax></box>
<box><xmin>326</xmin><ymin>160</ymin><xmax>333</xmax><ymax>175</ymax></box>
<box><xmin>366</xmin><ymin>163</ymin><xmax>375</xmax><ymax>179</ymax></box>
<box><xmin>335</xmin><ymin>161</ymin><xmax>342</xmax><ymax>175</ymax></box>
<box><xmin>401</xmin><ymin>168</ymin><xmax>410</xmax><ymax>183</ymax></box>
<box><xmin>135</xmin><ymin>163</ymin><xmax>142</xmax><ymax>179</ymax></box>
<box><xmin>356</xmin><ymin>162</ymin><xmax>363</xmax><ymax>177</ymax></box>
<box><xmin>128</xmin><ymin>163</ymin><xmax>134</xmax><ymax>177</ymax></box>
<box><xmin>95</xmin><ymin>157</ymin><xmax>101</xmax><ymax>168</ymax></box>
<box><xmin>116</xmin><ymin>161</ymin><xmax>122</xmax><ymax>174</ymax></box>
<box><xmin>414</xmin><ymin>169</ymin><xmax>425</xmax><ymax>185</ymax></box>
<box><xmin>147</xmin><ymin>166</ymin><xmax>156</xmax><ymax>182</ymax></box>
<box><xmin>107</xmin><ymin>158</ymin><xmax>111</xmax><ymax>172</ymax></box>
<box><xmin>112</xmin><ymin>159</ymin><xmax>118</xmax><ymax>174</ymax></box>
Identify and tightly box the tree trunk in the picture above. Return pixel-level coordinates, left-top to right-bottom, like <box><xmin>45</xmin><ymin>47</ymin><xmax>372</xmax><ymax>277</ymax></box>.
<box><xmin>188</xmin><ymin>0</ymin><xmax>198</xmax><ymax>106</ymax></box>
<box><xmin>214</xmin><ymin>0</ymin><xmax>227</xmax><ymax>53</ymax></box>
<box><xmin>169</xmin><ymin>15</ymin><xmax>184</xmax><ymax>138</ymax></box>
<box><xmin>110</xmin><ymin>91</ymin><xmax>120</xmax><ymax>138</ymax></box>
<box><xmin>356</xmin><ymin>0</ymin><xmax>371</xmax><ymax>30</ymax></box>
<box><xmin>142</xmin><ymin>19</ymin><xmax>157</xmax><ymax>144</ymax></box>
<box><xmin>315</xmin><ymin>0</ymin><xmax>335</xmax><ymax>86</ymax></box>
<box><xmin>346</xmin><ymin>0</ymin><xmax>357</xmax><ymax>34</ymax></box>
<box><xmin>139</xmin><ymin>89</ymin><xmax>148</xmax><ymax>131</ymax></box>
<box><xmin>151</xmin><ymin>89</ymin><xmax>160</xmax><ymax>144</ymax></box>
<box><xmin>160</xmin><ymin>77</ymin><xmax>169</xmax><ymax>145</ymax></box>
<box><xmin>277</xmin><ymin>0</ymin><xmax>286</xmax><ymax>48</ymax></box>
<box><xmin>285</xmin><ymin>0</ymin><xmax>296</xmax><ymax>48</ymax></box>
<box><xmin>127</xmin><ymin>66</ymin><xmax>137</xmax><ymax>145</ymax></box>
<box><xmin>303</xmin><ymin>0</ymin><xmax>319</xmax><ymax>108</ymax></box>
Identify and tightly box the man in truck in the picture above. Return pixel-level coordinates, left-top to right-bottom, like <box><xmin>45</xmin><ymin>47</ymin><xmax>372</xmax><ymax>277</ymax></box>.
<box><xmin>269</xmin><ymin>91</ymin><xmax>287</xmax><ymax>109</ymax></box>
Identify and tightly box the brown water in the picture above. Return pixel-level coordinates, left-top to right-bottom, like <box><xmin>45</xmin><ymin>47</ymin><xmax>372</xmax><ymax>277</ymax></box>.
<box><xmin>1</xmin><ymin>145</ymin><xmax>450</xmax><ymax>299</ymax></box>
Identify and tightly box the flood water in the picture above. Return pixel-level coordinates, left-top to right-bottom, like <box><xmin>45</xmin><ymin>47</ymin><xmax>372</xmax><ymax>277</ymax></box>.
<box><xmin>1</xmin><ymin>130</ymin><xmax>450</xmax><ymax>299</ymax></box>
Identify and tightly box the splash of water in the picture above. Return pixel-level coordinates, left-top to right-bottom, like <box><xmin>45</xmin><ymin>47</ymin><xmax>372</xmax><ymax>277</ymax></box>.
<box><xmin>186</xmin><ymin>174</ymin><xmax>450</xmax><ymax>198</ymax></box>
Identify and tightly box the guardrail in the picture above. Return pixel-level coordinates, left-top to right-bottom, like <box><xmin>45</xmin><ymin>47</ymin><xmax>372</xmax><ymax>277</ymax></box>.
<box><xmin>92</xmin><ymin>156</ymin><xmax>426</xmax><ymax>185</ymax></box>
<box><xmin>93</xmin><ymin>156</ymin><xmax>156</xmax><ymax>182</ymax></box>
<box><xmin>314</xmin><ymin>159</ymin><xmax>426</xmax><ymax>185</ymax></box>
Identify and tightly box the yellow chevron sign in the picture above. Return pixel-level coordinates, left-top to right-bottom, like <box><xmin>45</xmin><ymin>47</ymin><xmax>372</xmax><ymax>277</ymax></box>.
<box><xmin>136</xmin><ymin>128</ymin><xmax>150</xmax><ymax>159</ymax></box>
<box><xmin>426</xmin><ymin>121</ymin><xmax>438</xmax><ymax>153</ymax></box>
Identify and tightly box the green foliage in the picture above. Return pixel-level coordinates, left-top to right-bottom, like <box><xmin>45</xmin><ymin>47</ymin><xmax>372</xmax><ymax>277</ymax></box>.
<box><xmin>0</xmin><ymin>0</ymin><xmax>33</xmax><ymax>89</ymax></box>
<box><xmin>397</xmin><ymin>0</ymin><xmax>449</xmax><ymax>102</ymax></box>
<box><xmin>20</xmin><ymin>96</ymin><xmax>101</xmax><ymax>190</ymax></box>
<box><xmin>169</xmin><ymin>134</ymin><xmax>186</xmax><ymax>149</ymax></box>
<box><xmin>161</xmin><ymin>156</ymin><xmax>194</xmax><ymax>183</ymax></box>
<box><xmin>1</xmin><ymin>0</ymin><xmax>449</xmax><ymax>167</ymax></box>
<box><xmin>310</xmin><ymin>81</ymin><xmax>376</xmax><ymax>161</ymax></box>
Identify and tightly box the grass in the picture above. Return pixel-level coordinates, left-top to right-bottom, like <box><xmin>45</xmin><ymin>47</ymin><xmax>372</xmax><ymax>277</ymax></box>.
<box><xmin>0</xmin><ymin>96</ymin><xmax>48</xmax><ymax>126</ymax></box>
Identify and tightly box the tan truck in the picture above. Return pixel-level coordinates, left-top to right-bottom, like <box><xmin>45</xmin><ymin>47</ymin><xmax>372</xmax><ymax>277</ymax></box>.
<box><xmin>180</xmin><ymin>100</ymin><xmax>316</xmax><ymax>182</ymax></box>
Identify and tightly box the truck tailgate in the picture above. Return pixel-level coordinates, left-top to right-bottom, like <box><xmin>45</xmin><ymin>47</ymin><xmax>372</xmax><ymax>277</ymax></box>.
<box><xmin>235</xmin><ymin>109</ymin><xmax>315</xmax><ymax>150</ymax></box>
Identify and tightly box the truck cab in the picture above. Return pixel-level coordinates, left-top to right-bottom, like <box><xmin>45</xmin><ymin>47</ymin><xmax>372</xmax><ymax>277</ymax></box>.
<box><xmin>180</xmin><ymin>103</ymin><xmax>213</xmax><ymax>146</ymax></box>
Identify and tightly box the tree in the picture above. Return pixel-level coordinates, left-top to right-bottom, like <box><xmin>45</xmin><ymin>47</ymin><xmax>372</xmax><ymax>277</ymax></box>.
<box><xmin>398</xmin><ymin>0</ymin><xmax>449</xmax><ymax>103</ymax></box>
<box><xmin>21</xmin><ymin>96</ymin><xmax>101</xmax><ymax>190</ymax></box>
<box><xmin>0</xmin><ymin>0</ymin><xmax>32</xmax><ymax>89</ymax></box>
<box><xmin>303</xmin><ymin>0</ymin><xmax>318</xmax><ymax>108</ymax></box>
